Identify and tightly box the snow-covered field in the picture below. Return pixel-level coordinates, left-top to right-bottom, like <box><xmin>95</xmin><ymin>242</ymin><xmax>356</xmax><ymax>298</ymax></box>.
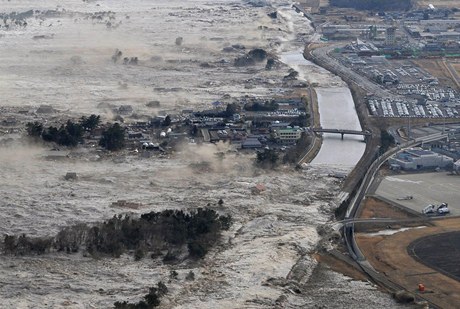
<box><xmin>0</xmin><ymin>1</ymin><xmax>403</xmax><ymax>308</ymax></box>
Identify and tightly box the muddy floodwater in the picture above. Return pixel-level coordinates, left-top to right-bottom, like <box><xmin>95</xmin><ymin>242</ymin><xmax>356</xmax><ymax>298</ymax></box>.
<box><xmin>0</xmin><ymin>0</ymin><xmax>402</xmax><ymax>308</ymax></box>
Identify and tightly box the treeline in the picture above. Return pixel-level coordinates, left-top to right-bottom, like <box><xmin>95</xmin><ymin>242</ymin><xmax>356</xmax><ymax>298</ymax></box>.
<box><xmin>244</xmin><ymin>100</ymin><xmax>279</xmax><ymax>112</ymax></box>
<box><xmin>329</xmin><ymin>0</ymin><xmax>412</xmax><ymax>11</ymax></box>
<box><xmin>380</xmin><ymin>129</ymin><xmax>395</xmax><ymax>153</ymax></box>
<box><xmin>26</xmin><ymin>115</ymin><xmax>126</xmax><ymax>151</ymax></box>
<box><xmin>2</xmin><ymin>208</ymin><xmax>232</xmax><ymax>261</ymax></box>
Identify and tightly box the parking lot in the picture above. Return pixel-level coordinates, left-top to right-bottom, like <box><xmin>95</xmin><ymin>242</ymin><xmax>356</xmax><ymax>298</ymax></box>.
<box><xmin>335</xmin><ymin>52</ymin><xmax>460</xmax><ymax>119</ymax></box>
<box><xmin>368</xmin><ymin>97</ymin><xmax>460</xmax><ymax>118</ymax></box>
<box><xmin>375</xmin><ymin>172</ymin><xmax>460</xmax><ymax>216</ymax></box>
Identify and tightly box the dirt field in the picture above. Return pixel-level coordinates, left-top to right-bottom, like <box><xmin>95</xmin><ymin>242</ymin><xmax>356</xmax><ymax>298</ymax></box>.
<box><xmin>359</xmin><ymin>196</ymin><xmax>416</xmax><ymax>220</ymax></box>
<box><xmin>409</xmin><ymin>231</ymin><xmax>460</xmax><ymax>282</ymax></box>
<box><xmin>452</xmin><ymin>63</ymin><xmax>460</xmax><ymax>72</ymax></box>
<box><xmin>314</xmin><ymin>251</ymin><xmax>368</xmax><ymax>281</ymax></box>
<box><xmin>412</xmin><ymin>59</ymin><xmax>459</xmax><ymax>90</ymax></box>
<box><xmin>357</xmin><ymin>217</ymin><xmax>460</xmax><ymax>309</ymax></box>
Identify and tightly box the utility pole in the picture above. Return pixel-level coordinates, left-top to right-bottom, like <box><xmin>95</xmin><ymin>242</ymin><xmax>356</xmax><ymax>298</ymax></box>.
<box><xmin>407</xmin><ymin>116</ymin><xmax>411</xmax><ymax>140</ymax></box>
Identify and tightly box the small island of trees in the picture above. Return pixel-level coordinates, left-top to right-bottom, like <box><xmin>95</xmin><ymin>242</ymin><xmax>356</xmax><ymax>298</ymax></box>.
<box><xmin>3</xmin><ymin>208</ymin><xmax>232</xmax><ymax>261</ymax></box>
<box><xmin>26</xmin><ymin>114</ymin><xmax>126</xmax><ymax>151</ymax></box>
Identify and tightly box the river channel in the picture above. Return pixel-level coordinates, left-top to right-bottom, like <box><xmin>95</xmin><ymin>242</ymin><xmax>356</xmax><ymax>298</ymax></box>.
<box><xmin>280</xmin><ymin>51</ymin><xmax>365</xmax><ymax>171</ymax></box>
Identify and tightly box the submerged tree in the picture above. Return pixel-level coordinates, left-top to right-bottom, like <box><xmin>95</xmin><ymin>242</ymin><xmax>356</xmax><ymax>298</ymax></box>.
<box><xmin>256</xmin><ymin>149</ymin><xmax>279</xmax><ymax>169</ymax></box>
<box><xmin>99</xmin><ymin>123</ymin><xmax>125</xmax><ymax>151</ymax></box>
<box><xmin>26</xmin><ymin>121</ymin><xmax>44</xmax><ymax>138</ymax></box>
<box><xmin>80</xmin><ymin>114</ymin><xmax>101</xmax><ymax>132</ymax></box>
<box><xmin>113</xmin><ymin>282</ymin><xmax>167</xmax><ymax>309</ymax></box>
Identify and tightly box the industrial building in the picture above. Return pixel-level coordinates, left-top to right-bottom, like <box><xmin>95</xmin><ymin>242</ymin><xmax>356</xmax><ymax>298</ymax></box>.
<box><xmin>389</xmin><ymin>147</ymin><xmax>453</xmax><ymax>170</ymax></box>
<box><xmin>321</xmin><ymin>24</ymin><xmax>388</xmax><ymax>40</ymax></box>
<box><xmin>385</xmin><ymin>27</ymin><xmax>396</xmax><ymax>45</ymax></box>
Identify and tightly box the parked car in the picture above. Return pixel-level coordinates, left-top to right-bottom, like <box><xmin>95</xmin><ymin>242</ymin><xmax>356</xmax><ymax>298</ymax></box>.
<box><xmin>422</xmin><ymin>203</ymin><xmax>450</xmax><ymax>215</ymax></box>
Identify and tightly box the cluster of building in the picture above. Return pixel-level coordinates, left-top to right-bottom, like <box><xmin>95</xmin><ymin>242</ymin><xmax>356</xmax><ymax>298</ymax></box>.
<box><xmin>324</xmin><ymin>5</ymin><xmax>460</xmax><ymax>57</ymax></box>
<box><xmin>390</xmin><ymin>129</ymin><xmax>460</xmax><ymax>171</ymax></box>
<box><xmin>335</xmin><ymin>37</ymin><xmax>460</xmax><ymax>119</ymax></box>
<box><xmin>429</xmin><ymin>135</ymin><xmax>460</xmax><ymax>161</ymax></box>
<box><xmin>405</xmin><ymin>19</ymin><xmax>460</xmax><ymax>41</ymax></box>
<box><xmin>321</xmin><ymin>24</ymin><xmax>390</xmax><ymax>41</ymax></box>
<box><xmin>122</xmin><ymin>98</ymin><xmax>308</xmax><ymax>152</ymax></box>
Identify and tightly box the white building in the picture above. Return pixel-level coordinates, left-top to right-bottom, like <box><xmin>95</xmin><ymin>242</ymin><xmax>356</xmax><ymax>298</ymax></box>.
<box><xmin>389</xmin><ymin>148</ymin><xmax>453</xmax><ymax>170</ymax></box>
<box><xmin>273</xmin><ymin>127</ymin><xmax>302</xmax><ymax>144</ymax></box>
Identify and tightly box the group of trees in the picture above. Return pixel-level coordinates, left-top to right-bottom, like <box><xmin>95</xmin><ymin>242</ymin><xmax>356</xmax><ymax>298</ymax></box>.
<box><xmin>256</xmin><ymin>149</ymin><xmax>279</xmax><ymax>169</ymax></box>
<box><xmin>234</xmin><ymin>48</ymin><xmax>268</xmax><ymax>67</ymax></box>
<box><xmin>26</xmin><ymin>114</ymin><xmax>100</xmax><ymax>147</ymax></box>
<box><xmin>329</xmin><ymin>0</ymin><xmax>412</xmax><ymax>11</ymax></box>
<box><xmin>114</xmin><ymin>282</ymin><xmax>168</xmax><ymax>309</ymax></box>
<box><xmin>380</xmin><ymin>129</ymin><xmax>395</xmax><ymax>154</ymax></box>
<box><xmin>27</xmin><ymin>120</ymin><xmax>85</xmax><ymax>147</ymax></box>
<box><xmin>99</xmin><ymin>123</ymin><xmax>125</xmax><ymax>151</ymax></box>
<box><xmin>26</xmin><ymin>115</ymin><xmax>126</xmax><ymax>151</ymax></box>
<box><xmin>3</xmin><ymin>208</ymin><xmax>232</xmax><ymax>261</ymax></box>
<box><xmin>290</xmin><ymin>114</ymin><xmax>309</xmax><ymax>128</ymax></box>
<box><xmin>282</xmin><ymin>132</ymin><xmax>312</xmax><ymax>164</ymax></box>
<box><xmin>244</xmin><ymin>100</ymin><xmax>279</xmax><ymax>112</ymax></box>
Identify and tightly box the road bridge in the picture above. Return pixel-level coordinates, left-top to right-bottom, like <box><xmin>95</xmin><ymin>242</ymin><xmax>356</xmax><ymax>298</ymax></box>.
<box><xmin>312</xmin><ymin>128</ymin><xmax>371</xmax><ymax>140</ymax></box>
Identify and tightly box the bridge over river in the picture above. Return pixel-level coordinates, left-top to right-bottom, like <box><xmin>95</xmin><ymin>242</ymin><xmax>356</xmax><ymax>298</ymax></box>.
<box><xmin>312</xmin><ymin>128</ymin><xmax>372</xmax><ymax>140</ymax></box>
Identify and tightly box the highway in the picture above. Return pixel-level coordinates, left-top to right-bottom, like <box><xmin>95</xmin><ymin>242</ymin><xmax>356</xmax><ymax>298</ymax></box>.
<box><xmin>341</xmin><ymin>131</ymin><xmax>446</xmax><ymax>307</ymax></box>
<box><xmin>306</xmin><ymin>28</ymin><xmax>445</xmax><ymax>307</ymax></box>
<box><xmin>346</xmin><ymin>131</ymin><xmax>445</xmax><ymax>219</ymax></box>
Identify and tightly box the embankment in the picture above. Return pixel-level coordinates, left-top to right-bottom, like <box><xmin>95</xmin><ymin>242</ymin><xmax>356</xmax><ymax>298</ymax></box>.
<box><xmin>303</xmin><ymin>45</ymin><xmax>380</xmax><ymax>206</ymax></box>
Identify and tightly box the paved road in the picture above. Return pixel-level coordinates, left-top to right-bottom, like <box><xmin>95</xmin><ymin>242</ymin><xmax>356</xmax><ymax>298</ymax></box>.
<box><xmin>310</xmin><ymin>44</ymin><xmax>396</xmax><ymax>98</ymax></box>
<box><xmin>339</xmin><ymin>131</ymin><xmax>448</xmax><ymax>308</ymax></box>
<box><xmin>342</xmin><ymin>131</ymin><xmax>447</xmax><ymax>269</ymax></box>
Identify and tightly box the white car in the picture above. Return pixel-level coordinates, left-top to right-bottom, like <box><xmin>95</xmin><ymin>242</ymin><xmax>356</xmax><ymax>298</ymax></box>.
<box><xmin>422</xmin><ymin>203</ymin><xmax>450</xmax><ymax>215</ymax></box>
<box><xmin>422</xmin><ymin>204</ymin><xmax>436</xmax><ymax>215</ymax></box>
<box><xmin>437</xmin><ymin>203</ymin><xmax>450</xmax><ymax>215</ymax></box>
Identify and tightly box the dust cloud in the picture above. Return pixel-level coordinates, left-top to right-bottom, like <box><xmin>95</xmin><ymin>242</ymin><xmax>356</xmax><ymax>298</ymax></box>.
<box><xmin>0</xmin><ymin>0</ymin><xmax>404</xmax><ymax>308</ymax></box>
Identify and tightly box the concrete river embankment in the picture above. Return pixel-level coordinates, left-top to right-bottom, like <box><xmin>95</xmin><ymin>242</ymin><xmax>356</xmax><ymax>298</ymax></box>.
<box><xmin>280</xmin><ymin>51</ymin><xmax>365</xmax><ymax>171</ymax></box>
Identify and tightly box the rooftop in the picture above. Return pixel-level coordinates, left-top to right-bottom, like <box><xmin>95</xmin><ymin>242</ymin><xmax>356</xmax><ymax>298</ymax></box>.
<box><xmin>407</xmin><ymin>148</ymin><xmax>435</xmax><ymax>156</ymax></box>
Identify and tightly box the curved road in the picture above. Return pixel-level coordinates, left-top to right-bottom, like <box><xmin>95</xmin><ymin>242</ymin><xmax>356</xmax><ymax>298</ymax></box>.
<box><xmin>342</xmin><ymin>131</ymin><xmax>446</xmax><ymax>307</ymax></box>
